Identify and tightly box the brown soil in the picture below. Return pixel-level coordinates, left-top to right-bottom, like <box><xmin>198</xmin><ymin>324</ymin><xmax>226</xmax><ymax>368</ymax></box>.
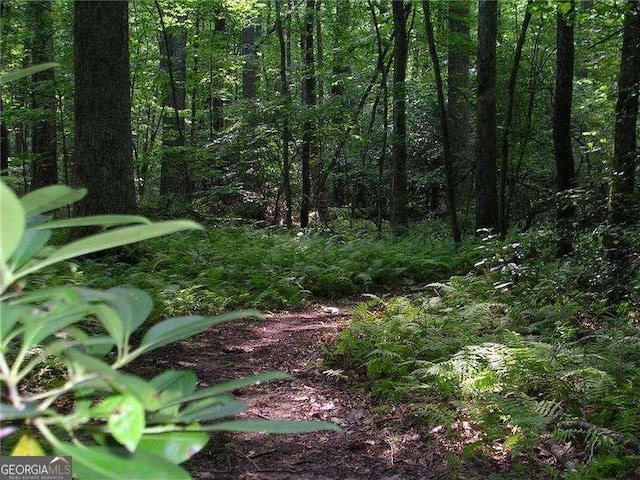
<box><xmin>130</xmin><ymin>304</ymin><xmax>527</xmax><ymax>480</ymax></box>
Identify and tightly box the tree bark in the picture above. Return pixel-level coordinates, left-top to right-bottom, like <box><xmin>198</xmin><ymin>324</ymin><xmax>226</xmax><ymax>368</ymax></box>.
<box><xmin>73</xmin><ymin>0</ymin><xmax>136</xmax><ymax>215</ymax></box>
<box><xmin>475</xmin><ymin>0</ymin><xmax>499</xmax><ymax>232</ymax></box>
<box><xmin>156</xmin><ymin>1</ymin><xmax>188</xmax><ymax>198</ymax></box>
<box><xmin>29</xmin><ymin>0</ymin><xmax>57</xmax><ymax>189</ymax></box>
<box><xmin>275</xmin><ymin>0</ymin><xmax>293</xmax><ymax>227</ymax></box>
<box><xmin>423</xmin><ymin>0</ymin><xmax>461</xmax><ymax>243</ymax></box>
<box><xmin>609</xmin><ymin>0</ymin><xmax>640</xmax><ymax>225</ymax></box>
<box><xmin>242</xmin><ymin>25</ymin><xmax>258</xmax><ymax>100</ymax></box>
<box><xmin>447</xmin><ymin>1</ymin><xmax>471</xmax><ymax>213</ymax></box>
<box><xmin>499</xmin><ymin>0</ymin><xmax>532</xmax><ymax>237</ymax></box>
<box><xmin>391</xmin><ymin>0</ymin><xmax>409</xmax><ymax>232</ymax></box>
<box><xmin>1</xmin><ymin>96</ymin><xmax>9</xmax><ymax>175</ymax></box>
<box><xmin>553</xmin><ymin>1</ymin><xmax>576</xmax><ymax>256</ymax></box>
<box><xmin>300</xmin><ymin>0</ymin><xmax>317</xmax><ymax>228</ymax></box>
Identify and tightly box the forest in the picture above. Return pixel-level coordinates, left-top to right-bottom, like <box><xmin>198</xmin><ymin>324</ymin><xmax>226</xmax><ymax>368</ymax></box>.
<box><xmin>0</xmin><ymin>0</ymin><xmax>639</xmax><ymax>478</ymax></box>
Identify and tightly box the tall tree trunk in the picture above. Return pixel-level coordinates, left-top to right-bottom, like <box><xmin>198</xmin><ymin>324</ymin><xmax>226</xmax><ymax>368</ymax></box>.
<box><xmin>29</xmin><ymin>0</ymin><xmax>57</xmax><ymax>189</ymax></box>
<box><xmin>331</xmin><ymin>0</ymin><xmax>350</xmax><ymax>97</ymax></box>
<box><xmin>475</xmin><ymin>0</ymin><xmax>498</xmax><ymax>232</ymax></box>
<box><xmin>447</xmin><ymin>0</ymin><xmax>471</xmax><ymax>214</ymax></box>
<box><xmin>242</xmin><ymin>25</ymin><xmax>258</xmax><ymax>100</ymax></box>
<box><xmin>1</xmin><ymin>96</ymin><xmax>9</xmax><ymax>175</ymax></box>
<box><xmin>423</xmin><ymin>0</ymin><xmax>461</xmax><ymax>243</ymax></box>
<box><xmin>499</xmin><ymin>0</ymin><xmax>532</xmax><ymax>237</ymax></box>
<box><xmin>73</xmin><ymin>0</ymin><xmax>136</xmax><ymax>216</ymax></box>
<box><xmin>275</xmin><ymin>0</ymin><xmax>293</xmax><ymax>227</ymax></box>
<box><xmin>210</xmin><ymin>16</ymin><xmax>226</xmax><ymax>138</ymax></box>
<box><xmin>553</xmin><ymin>1</ymin><xmax>576</xmax><ymax>256</ymax></box>
<box><xmin>156</xmin><ymin>1</ymin><xmax>188</xmax><ymax>198</ymax></box>
<box><xmin>300</xmin><ymin>0</ymin><xmax>317</xmax><ymax>228</ymax></box>
<box><xmin>391</xmin><ymin>0</ymin><xmax>409</xmax><ymax>232</ymax></box>
<box><xmin>609</xmin><ymin>0</ymin><xmax>640</xmax><ymax>225</ymax></box>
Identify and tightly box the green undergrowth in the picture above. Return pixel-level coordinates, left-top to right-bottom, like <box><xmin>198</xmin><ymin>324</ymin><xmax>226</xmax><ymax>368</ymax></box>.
<box><xmin>45</xmin><ymin>223</ymin><xmax>474</xmax><ymax>319</ymax></box>
<box><xmin>329</xmin><ymin>228</ymin><xmax>640</xmax><ymax>479</ymax></box>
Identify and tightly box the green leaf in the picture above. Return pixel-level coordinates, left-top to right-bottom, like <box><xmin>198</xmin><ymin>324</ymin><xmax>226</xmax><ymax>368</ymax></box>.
<box><xmin>137</xmin><ymin>431</ymin><xmax>208</xmax><ymax>464</ymax></box>
<box><xmin>135</xmin><ymin>310</ymin><xmax>260</xmax><ymax>358</ymax></box>
<box><xmin>21</xmin><ymin>303</ymin><xmax>89</xmax><ymax>347</ymax></box>
<box><xmin>8</xmin><ymin>228</ymin><xmax>51</xmax><ymax>269</ymax></box>
<box><xmin>13</xmin><ymin>220</ymin><xmax>203</xmax><ymax>281</ymax></box>
<box><xmin>203</xmin><ymin>420</ymin><xmax>342</xmax><ymax>434</ymax></box>
<box><xmin>106</xmin><ymin>287</ymin><xmax>153</xmax><ymax>342</ymax></box>
<box><xmin>54</xmin><ymin>443</ymin><xmax>191</xmax><ymax>480</ymax></box>
<box><xmin>160</xmin><ymin>371</ymin><xmax>290</xmax><ymax>408</ymax></box>
<box><xmin>0</xmin><ymin>63</ymin><xmax>59</xmax><ymax>85</ymax></box>
<box><xmin>0</xmin><ymin>403</ymin><xmax>38</xmax><ymax>421</ymax></box>
<box><xmin>152</xmin><ymin>371</ymin><xmax>198</xmax><ymax>418</ymax></box>
<box><xmin>178</xmin><ymin>395</ymin><xmax>246</xmax><ymax>423</ymax></box>
<box><xmin>20</xmin><ymin>185</ymin><xmax>86</xmax><ymax>217</ymax></box>
<box><xmin>558</xmin><ymin>1</ymin><xmax>572</xmax><ymax>16</ymax></box>
<box><xmin>92</xmin><ymin>395</ymin><xmax>145</xmax><ymax>452</ymax></box>
<box><xmin>0</xmin><ymin>181</ymin><xmax>25</xmax><ymax>263</ymax></box>
<box><xmin>37</xmin><ymin>215</ymin><xmax>151</xmax><ymax>229</ymax></box>
<box><xmin>64</xmin><ymin>350</ymin><xmax>159</xmax><ymax>409</ymax></box>
<box><xmin>0</xmin><ymin>303</ymin><xmax>26</xmax><ymax>341</ymax></box>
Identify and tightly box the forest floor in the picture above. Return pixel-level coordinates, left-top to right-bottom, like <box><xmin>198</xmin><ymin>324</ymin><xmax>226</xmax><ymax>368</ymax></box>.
<box><xmin>131</xmin><ymin>303</ymin><xmax>528</xmax><ymax>480</ymax></box>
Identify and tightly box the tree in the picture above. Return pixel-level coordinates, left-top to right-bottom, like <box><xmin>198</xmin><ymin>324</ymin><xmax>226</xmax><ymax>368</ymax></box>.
<box><xmin>447</xmin><ymin>1</ymin><xmax>471</xmax><ymax>213</ymax></box>
<box><xmin>499</xmin><ymin>0</ymin><xmax>533</xmax><ymax>237</ymax></box>
<box><xmin>156</xmin><ymin>1</ymin><xmax>188</xmax><ymax>199</ymax></box>
<box><xmin>28</xmin><ymin>0</ymin><xmax>57</xmax><ymax>189</ymax></box>
<box><xmin>241</xmin><ymin>24</ymin><xmax>258</xmax><ymax>100</ymax></box>
<box><xmin>553</xmin><ymin>0</ymin><xmax>576</xmax><ymax>256</ymax></box>
<box><xmin>275</xmin><ymin>0</ymin><xmax>293</xmax><ymax>227</ymax></box>
<box><xmin>391</xmin><ymin>0</ymin><xmax>409</xmax><ymax>231</ymax></box>
<box><xmin>73</xmin><ymin>0</ymin><xmax>136</xmax><ymax>216</ymax></box>
<box><xmin>423</xmin><ymin>0</ymin><xmax>461</xmax><ymax>243</ymax></box>
<box><xmin>300</xmin><ymin>0</ymin><xmax>317</xmax><ymax>228</ymax></box>
<box><xmin>475</xmin><ymin>0</ymin><xmax>498</xmax><ymax>232</ymax></box>
<box><xmin>609</xmin><ymin>0</ymin><xmax>640</xmax><ymax>225</ymax></box>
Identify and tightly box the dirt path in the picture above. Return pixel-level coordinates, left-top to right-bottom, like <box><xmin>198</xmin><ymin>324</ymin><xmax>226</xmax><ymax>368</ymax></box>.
<box><xmin>134</xmin><ymin>304</ymin><xmax>448</xmax><ymax>479</ymax></box>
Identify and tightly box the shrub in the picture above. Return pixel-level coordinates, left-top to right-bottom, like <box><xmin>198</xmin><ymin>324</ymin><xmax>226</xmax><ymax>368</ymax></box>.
<box><xmin>0</xmin><ymin>181</ymin><xmax>338</xmax><ymax>479</ymax></box>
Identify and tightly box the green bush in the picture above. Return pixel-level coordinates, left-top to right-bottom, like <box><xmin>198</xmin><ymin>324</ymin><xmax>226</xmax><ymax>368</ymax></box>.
<box><xmin>0</xmin><ymin>181</ymin><xmax>338</xmax><ymax>479</ymax></box>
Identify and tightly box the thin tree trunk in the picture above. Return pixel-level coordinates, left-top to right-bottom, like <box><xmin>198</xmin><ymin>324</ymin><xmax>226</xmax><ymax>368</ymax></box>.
<box><xmin>300</xmin><ymin>0</ymin><xmax>317</xmax><ymax>228</ymax></box>
<box><xmin>475</xmin><ymin>0</ymin><xmax>499</xmax><ymax>232</ymax></box>
<box><xmin>423</xmin><ymin>0</ymin><xmax>461</xmax><ymax>243</ymax></box>
<box><xmin>553</xmin><ymin>1</ymin><xmax>576</xmax><ymax>256</ymax></box>
<box><xmin>447</xmin><ymin>1</ymin><xmax>471</xmax><ymax>214</ymax></box>
<box><xmin>499</xmin><ymin>0</ymin><xmax>532</xmax><ymax>237</ymax></box>
<box><xmin>609</xmin><ymin>0</ymin><xmax>640</xmax><ymax>225</ymax></box>
<box><xmin>156</xmin><ymin>1</ymin><xmax>188</xmax><ymax>198</ymax></box>
<box><xmin>391</xmin><ymin>0</ymin><xmax>409</xmax><ymax>232</ymax></box>
<box><xmin>29</xmin><ymin>0</ymin><xmax>57</xmax><ymax>189</ymax></box>
<box><xmin>275</xmin><ymin>0</ymin><xmax>293</xmax><ymax>227</ymax></box>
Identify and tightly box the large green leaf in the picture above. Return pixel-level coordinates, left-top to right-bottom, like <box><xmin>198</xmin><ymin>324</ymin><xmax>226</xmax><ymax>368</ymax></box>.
<box><xmin>64</xmin><ymin>350</ymin><xmax>159</xmax><ymax>409</ymax></box>
<box><xmin>160</xmin><ymin>371</ymin><xmax>290</xmax><ymax>408</ymax></box>
<box><xmin>8</xmin><ymin>228</ymin><xmax>51</xmax><ymax>269</ymax></box>
<box><xmin>13</xmin><ymin>220</ymin><xmax>203</xmax><ymax>280</ymax></box>
<box><xmin>134</xmin><ymin>310</ymin><xmax>260</xmax><ymax>359</ymax></box>
<box><xmin>0</xmin><ymin>63</ymin><xmax>59</xmax><ymax>85</ymax></box>
<box><xmin>152</xmin><ymin>371</ymin><xmax>198</xmax><ymax>418</ymax></box>
<box><xmin>20</xmin><ymin>303</ymin><xmax>89</xmax><ymax>348</ymax></box>
<box><xmin>91</xmin><ymin>395</ymin><xmax>145</xmax><ymax>452</ymax></box>
<box><xmin>0</xmin><ymin>181</ymin><xmax>25</xmax><ymax>264</ymax></box>
<box><xmin>203</xmin><ymin>419</ymin><xmax>342</xmax><ymax>434</ymax></box>
<box><xmin>106</xmin><ymin>287</ymin><xmax>153</xmax><ymax>342</ymax></box>
<box><xmin>178</xmin><ymin>395</ymin><xmax>246</xmax><ymax>423</ymax></box>
<box><xmin>137</xmin><ymin>431</ymin><xmax>208</xmax><ymax>465</ymax></box>
<box><xmin>38</xmin><ymin>215</ymin><xmax>151</xmax><ymax>229</ymax></box>
<box><xmin>0</xmin><ymin>402</ymin><xmax>38</xmax><ymax>421</ymax></box>
<box><xmin>54</xmin><ymin>443</ymin><xmax>191</xmax><ymax>480</ymax></box>
<box><xmin>20</xmin><ymin>185</ymin><xmax>86</xmax><ymax>217</ymax></box>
